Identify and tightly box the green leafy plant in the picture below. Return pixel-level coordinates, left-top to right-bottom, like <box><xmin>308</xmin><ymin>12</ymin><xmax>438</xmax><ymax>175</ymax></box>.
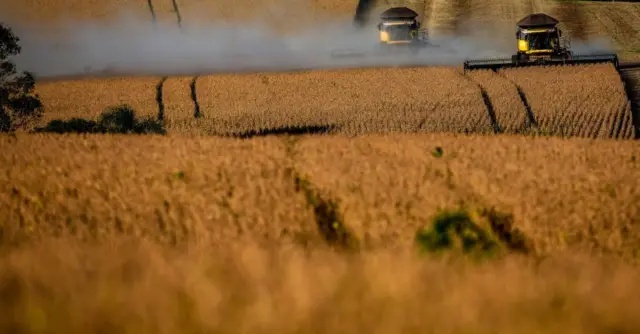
<box><xmin>415</xmin><ymin>206</ymin><xmax>531</xmax><ymax>259</ymax></box>
<box><xmin>35</xmin><ymin>104</ymin><xmax>166</xmax><ymax>135</ymax></box>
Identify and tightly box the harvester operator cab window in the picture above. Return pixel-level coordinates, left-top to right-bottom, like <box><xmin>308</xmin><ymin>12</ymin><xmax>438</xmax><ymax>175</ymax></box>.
<box><xmin>386</xmin><ymin>23</ymin><xmax>412</xmax><ymax>41</ymax></box>
<box><xmin>526</xmin><ymin>32</ymin><xmax>553</xmax><ymax>50</ymax></box>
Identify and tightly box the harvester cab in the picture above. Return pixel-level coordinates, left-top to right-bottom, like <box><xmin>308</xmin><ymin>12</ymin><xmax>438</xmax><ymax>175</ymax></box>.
<box><xmin>463</xmin><ymin>13</ymin><xmax>619</xmax><ymax>71</ymax></box>
<box><xmin>377</xmin><ymin>7</ymin><xmax>428</xmax><ymax>46</ymax></box>
<box><xmin>331</xmin><ymin>6</ymin><xmax>430</xmax><ymax>58</ymax></box>
<box><xmin>512</xmin><ymin>14</ymin><xmax>569</xmax><ymax>64</ymax></box>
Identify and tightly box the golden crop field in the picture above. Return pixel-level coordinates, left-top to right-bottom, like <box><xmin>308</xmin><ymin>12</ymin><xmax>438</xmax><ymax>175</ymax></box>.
<box><xmin>193</xmin><ymin>67</ymin><xmax>490</xmax><ymax>136</ymax></box>
<box><xmin>0</xmin><ymin>134</ymin><xmax>319</xmax><ymax>247</ymax></box>
<box><xmin>2</xmin><ymin>133</ymin><xmax>640</xmax><ymax>255</ymax></box>
<box><xmin>34</xmin><ymin>77</ymin><xmax>162</xmax><ymax>126</ymax></box>
<box><xmin>2</xmin><ymin>238</ymin><xmax>640</xmax><ymax>334</ymax></box>
<box><xmin>500</xmin><ymin>63</ymin><xmax>634</xmax><ymax>139</ymax></box>
<box><xmin>2</xmin><ymin>1</ymin><xmax>640</xmax><ymax>332</ymax></box>
<box><xmin>2</xmin><ymin>133</ymin><xmax>640</xmax><ymax>332</ymax></box>
<box><xmin>34</xmin><ymin>64</ymin><xmax>635</xmax><ymax>139</ymax></box>
<box><xmin>548</xmin><ymin>1</ymin><xmax>640</xmax><ymax>59</ymax></box>
<box><xmin>465</xmin><ymin>69</ymin><xmax>529</xmax><ymax>133</ymax></box>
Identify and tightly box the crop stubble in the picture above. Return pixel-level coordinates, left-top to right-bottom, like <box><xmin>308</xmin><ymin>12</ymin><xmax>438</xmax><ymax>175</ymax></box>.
<box><xmin>500</xmin><ymin>63</ymin><xmax>634</xmax><ymax>139</ymax></box>
<box><xmin>547</xmin><ymin>1</ymin><xmax>640</xmax><ymax>57</ymax></box>
<box><xmin>168</xmin><ymin>0</ymin><xmax>358</xmax><ymax>32</ymax></box>
<box><xmin>0</xmin><ymin>0</ymin><xmax>152</xmax><ymax>25</ymax></box>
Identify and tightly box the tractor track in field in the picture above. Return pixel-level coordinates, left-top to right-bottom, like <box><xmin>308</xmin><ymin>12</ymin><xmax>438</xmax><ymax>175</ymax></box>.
<box><xmin>460</xmin><ymin>74</ymin><xmax>502</xmax><ymax>134</ymax></box>
<box><xmin>156</xmin><ymin>77</ymin><xmax>168</xmax><ymax>121</ymax></box>
<box><xmin>189</xmin><ymin>76</ymin><xmax>202</xmax><ymax>119</ymax></box>
<box><xmin>495</xmin><ymin>71</ymin><xmax>538</xmax><ymax>131</ymax></box>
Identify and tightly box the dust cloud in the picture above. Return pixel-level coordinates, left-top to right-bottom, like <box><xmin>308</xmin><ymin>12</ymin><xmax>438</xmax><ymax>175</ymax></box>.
<box><xmin>7</xmin><ymin>9</ymin><xmax>515</xmax><ymax>79</ymax></box>
<box><xmin>5</xmin><ymin>8</ymin><xmax>617</xmax><ymax>79</ymax></box>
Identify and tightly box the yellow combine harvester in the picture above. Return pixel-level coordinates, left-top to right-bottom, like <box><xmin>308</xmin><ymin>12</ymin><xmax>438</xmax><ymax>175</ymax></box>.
<box><xmin>463</xmin><ymin>13</ymin><xmax>619</xmax><ymax>71</ymax></box>
<box><xmin>331</xmin><ymin>7</ymin><xmax>433</xmax><ymax>58</ymax></box>
<box><xmin>376</xmin><ymin>7</ymin><xmax>430</xmax><ymax>51</ymax></box>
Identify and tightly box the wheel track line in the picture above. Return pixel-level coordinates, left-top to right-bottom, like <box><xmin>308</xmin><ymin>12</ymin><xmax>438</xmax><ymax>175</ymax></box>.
<box><xmin>497</xmin><ymin>70</ymin><xmax>538</xmax><ymax>130</ymax></box>
<box><xmin>147</xmin><ymin>0</ymin><xmax>158</xmax><ymax>30</ymax></box>
<box><xmin>171</xmin><ymin>0</ymin><xmax>183</xmax><ymax>31</ymax></box>
<box><xmin>189</xmin><ymin>76</ymin><xmax>202</xmax><ymax>119</ymax></box>
<box><xmin>156</xmin><ymin>77</ymin><xmax>168</xmax><ymax>122</ymax></box>
<box><xmin>461</xmin><ymin>73</ymin><xmax>502</xmax><ymax>134</ymax></box>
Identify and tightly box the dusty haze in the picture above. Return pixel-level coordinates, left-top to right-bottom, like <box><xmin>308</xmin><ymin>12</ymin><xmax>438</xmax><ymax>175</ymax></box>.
<box><xmin>6</xmin><ymin>6</ymin><xmax>616</xmax><ymax>79</ymax></box>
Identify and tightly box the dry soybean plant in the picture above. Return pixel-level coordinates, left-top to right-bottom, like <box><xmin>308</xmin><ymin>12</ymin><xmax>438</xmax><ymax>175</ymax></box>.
<box><xmin>292</xmin><ymin>133</ymin><xmax>640</xmax><ymax>254</ymax></box>
<box><xmin>2</xmin><ymin>133</ymin><xmax>640</xmax><ymax>254</ymax></box>
<box><xmin>193</xmin><ymin>67</ymin><xmax>489</xmax><ymax>136</ymax></box>
<box><xmin>35</xmin><ymin>77</ymin><xmax>163</xmax><ymax>127</ymax></box>
<box><xmin>465</xmin><ymin>69</ymin><xmax>529</xmax><ymax>133</ymax></box>
<box><xmin>0</xmin><ymin>134</ymin><xmax>320</xmax><ymax>247</ymax></box>
<box><xmin>500</xmin><ymin>64</ymin><xmax>634</xmax><ymax>139</ymax></box>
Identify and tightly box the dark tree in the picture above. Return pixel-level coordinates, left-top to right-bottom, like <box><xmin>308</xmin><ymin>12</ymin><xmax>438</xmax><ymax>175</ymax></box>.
<box><xmin>0</xmin><ymin>22</ymin><xmax>42</xmax><ymax>132</ymax></box>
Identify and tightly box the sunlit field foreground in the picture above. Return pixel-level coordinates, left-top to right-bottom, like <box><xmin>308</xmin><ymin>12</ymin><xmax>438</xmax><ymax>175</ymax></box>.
<box><xmin>2</xmin><ymin>240</ymin><xmax>640</xmax><ymax>334</ymax></box>
<box><xmin>1</xmin><ymin>133</ymin><xmax>640</xmax><ymax>333</ymax></box>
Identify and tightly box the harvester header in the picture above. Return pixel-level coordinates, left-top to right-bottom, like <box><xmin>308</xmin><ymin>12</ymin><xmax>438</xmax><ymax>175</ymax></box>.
<box><xmin>463</xmin><ymin>13</ymin><xmax>619</xmax><ymax>71</ymax></box>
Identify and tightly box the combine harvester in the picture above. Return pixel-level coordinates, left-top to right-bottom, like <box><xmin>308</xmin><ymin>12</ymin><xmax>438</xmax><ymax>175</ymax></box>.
<box><xmin>463</xmin><ymin>13</ymin><xmax>620</xmax><ymax>72</ymax></box>
<box><xmin>331</xmin><ymin>6</ymin><xmax>436</xmax><ymax>58</ymax></box>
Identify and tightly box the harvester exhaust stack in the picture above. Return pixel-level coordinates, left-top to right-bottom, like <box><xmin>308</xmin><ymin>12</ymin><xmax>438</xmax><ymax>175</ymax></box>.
<box><xmin>463</xmin><ymin>13</ymin><xmax>620</xmax><ymax>72</ymax></box>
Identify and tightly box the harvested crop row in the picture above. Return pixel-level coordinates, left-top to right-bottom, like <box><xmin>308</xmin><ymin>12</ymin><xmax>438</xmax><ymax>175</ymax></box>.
<box><xmin>547</xmin><ymin>1</ymin><xmax>640</xmax><ymax>56</ymax></box>
<box><xmin>194</xmin><ymin>67</ymin><xmax>490</xmax><ymax>136</ymax></box>
<box><xmin>34</xmin><ymin>77</ymin><xmax>163</xmax><ymax>126</ymax></box>
<box><xmin>500</xmin><ymin>63</ymin><xmax>634</xmax><ymax>139</ymax></box>
<box><xmin>465</xmin><ymin>70</ymin><xmax>529</xmax><ymax>133</ymax></box>
<box><xmin>0</xmin><ymin>134</ymin><xmax>319</xmax><ymax>247</ymax></box>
